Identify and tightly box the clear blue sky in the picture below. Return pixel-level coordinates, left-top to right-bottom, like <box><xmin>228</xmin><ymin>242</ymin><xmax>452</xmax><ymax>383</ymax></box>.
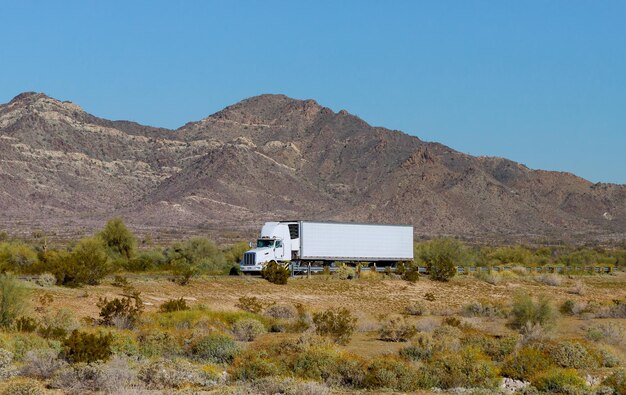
<box><xmin>1</xmin><ymin>1</ymin><xmax>625</xmax><ymax>184</ymax></box>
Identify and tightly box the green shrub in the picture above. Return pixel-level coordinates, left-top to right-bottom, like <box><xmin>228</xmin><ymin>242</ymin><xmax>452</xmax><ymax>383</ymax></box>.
<box><xmin>190</xmin><ymin>333</ymin><xmax>238</xmax><ymax>363</ymax></box>
<box><xmin>363</xmin><ymin>356</ymin><xmax>419</xmax><ymax>391</ymax></box>
<box><xmin>123</xmin><ymin>250</ymin><xmax>165</xmax><ymax>272</ymax></box>
<box><xmin>232</xmin><ymin>318</ymin><xmax>266</xmax><ymax>341</ymax></box>
<box><xmin>462</xmin><ymin>301</ymin><xmax>505</xmax><ymax>318</ymax></box>
<box><xmin>335</xmin><ymin>263</ymin><xmax>355</xmax><ymax>280</ymax></box>
<box><xmin>265</xmin><ymin>304</ymin><xmax>298</xmax><ymax>319</ymax></box>
<box><xmin>461</xmin><ymin>334</ymin><xmax>518</xmax><ymax>362</ymax></box>
<box><xmin>549</xmin><ymin>341</ymin><xmax>599</xmax><ymax>369</ymax></box>
<box><xmin>159</xmin><ymin>298</ymin><xmax>189</xmax><ymax>313</ymax></box>
<box><xmin>509</xmin><ymin>293</ymin><xmax>557</xmax><ymax>331</ymax></box>
<box><xmin>138</xmin><ymin>358</ymin><xmax>204</xmax><ymax>389</ymax></box>
<box><xmin>313</xmin><ymin>308</ymin><xmax>357</xmax><ymax>345</ymax></box>
<box><xmin>50</xmin><ymin>238</ymin><xmax>111</xmax><ymax>286</ymax></box>
<box><xmin>290</xmin><ymin>347</ymin><xmax>365</xmax><ymax>388</ymax></box>
<box><xmin>166</xmin><ymin>237</ymin><xmax>227</xmax><ymax>284</ymax></box>
<box><xmin>261</xmin><ymin>261</ymin><xmax>290</xmax><ymax>285</ymax></box>
<box><xmin>97</xmin><ymin>290</ymin><xmax>143</xmax><ymax>329</ymax></box>
<box><xmin>62</xmin><ymin>330</ymin><xmax>113</xmax><ymax>363</ymax></box>
<box><xmin>236</xmin><ymin>296</ymin><xmax>273</xmax><ymax>314</ymax></box>
<box><xmin>531</xmin><ymin>368</ymin><xmax>587</xmax><ymax>393</ymax></box>
<box><xmin>0</xmin><ymin>378</ymin><xmax>46</xmax><ymax>395</ymax></box>
<box><xmin>0</xmin><ymin>242</ymin><xmax>38</xmax><ymax>273</ymax></box>
<box><xmin>560</xmin><ymin>299</ymin><xmax>576</xmax><ymax>315</ymax></box>
<box><xmin>98</xmin><ymin>217</ymin><xmax>136</xmax><ymax>260</ymax></box>
<box><xmin>404</xmin><ymin>300</ymin><xmax>427</xmax><ymax>316</ymax></box>
<box><xmin>401</xmin><ymin>269</ymin><xmax>419</xmax><ymax>282</ymax></box>
<box><xmin>501</xmin><ymin>346</ymin><xmax>553</xmax><ymax>380</ymax></box>
<box><xmin>111</xmin><ymin>275</ymin><xmax>129</xmax><ymax>287</ymax></box>
<box><xmin>399</xmin><ymin>334</ymin><xmax>434</xmax><ymax>362</ymax></box>
<box><xmin>378</xmin><ymin>316</ymin><xmax>417</xmax><ymax>342</ymax></box>
<box><xmin>602</xmin><ymin>369</ymin><xmax>626</xmax><ymax>395</ymax></box>
<box><xmin>1</xmin><ymin>334</ymin><xmax>53</xmax><ymax>362</ymax></box>
<box><xmin>426</xmin><ymin>347</ymin><xmax>500</xmax><ymax>389</ymax></box>
<box><xmin>597</xmin><ymin>347</ymin><xmax>621</xmax><ymax>368</ymax></box>
<box><xmin>418</xmin><ymin>239</ymin><xmax>467</xmax><ymax>282</ymax></box>
<box><xmin>14</xmin><ymin>317</ymin><xmax>37</xmax><ymax>333</ymax></box>
<box><xmin>0</xmin><ymin>275</ymin><xmax>29</xmax><ymax>329</ymax></box>
<box><xmin>137</xmin><ymin>330</ymin><xmax>182</xmax><ymax>358</ymax></box>
<box><xmin>230</xmin><ymin>351</ymin><xmax>280</xmax><ymax>381</ymax></box>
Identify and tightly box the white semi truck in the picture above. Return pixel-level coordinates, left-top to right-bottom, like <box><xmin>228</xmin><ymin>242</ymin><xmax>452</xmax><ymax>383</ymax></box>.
<box><xmin>240</xmin><ymin>221</ymin><xmax>414</xmax><ymax>272</ymax></box>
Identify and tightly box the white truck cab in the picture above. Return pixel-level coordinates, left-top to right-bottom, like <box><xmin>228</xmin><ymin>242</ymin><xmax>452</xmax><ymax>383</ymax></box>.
<box><xmin>240</xmin><ymin>221</ymin><xmax>299</xmax><ymax>271</ymax></box>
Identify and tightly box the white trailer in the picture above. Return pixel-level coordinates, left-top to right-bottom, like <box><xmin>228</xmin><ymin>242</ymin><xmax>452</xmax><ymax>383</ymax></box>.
<box><xmin>240</xmin><ymin>221</ymin><xmax>413</xmax><ymax>272</ymax></box>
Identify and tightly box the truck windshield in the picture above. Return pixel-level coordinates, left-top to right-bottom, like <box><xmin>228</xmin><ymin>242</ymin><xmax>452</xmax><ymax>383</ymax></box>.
<box><xmin>257</xmin><ymin>239</ymin><xmax>275</xmax><ymax>248</ymax></box>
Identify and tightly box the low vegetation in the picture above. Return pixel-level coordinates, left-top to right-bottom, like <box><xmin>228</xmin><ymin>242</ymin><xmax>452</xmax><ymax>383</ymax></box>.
<box><xmin>0</xmin><ymin>221</ymin><xmax>624</xmax><ymax>394</ymax></box>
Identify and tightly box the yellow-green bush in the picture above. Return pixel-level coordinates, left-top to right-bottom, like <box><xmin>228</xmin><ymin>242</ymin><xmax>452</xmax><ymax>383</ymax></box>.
<box><xmin>501</xmin><ymin>346</ymin><xmax>553</xmax><ymax>380</ymax></box>
<box><xmin>426</xmin><ymin>347</ymin><xmax>500</xmax><ymax>389</ymax></box>
<box><xmin>0</xmin><ymin>377</ymin><xmax>46</xmax><ymax>395</ymax></box>
<box><xmin>189</xmin><ymin>333</ymin><xmax>239</xmax><ymax>363</ymax></box>
<box><xmin>549</xmin><ymin>341</ymin><xmax>599</xmax><ymax>369</ymax></box>
<box><xmin>230</xmin><ymin>351</ymin><xmax>281</xmax><ymax>381</ymax></box>
<box><xmin>531</xmin><ymin>368</ymin><xmax>587</xmax><ymax>393</ymax></box>
<box><xmin>363</xmin><ymin>356</ymin><xmax>419</xmax><ymax>391</ymax></box>
<box><xmin>312</xmin><ymin>308</ymin><xmax>356</xmax><ymax>345</ymax></box>
<box><xmin>601</xmin><ymin>369</ymin><xmax>626</xmax><ymax>395</ymax></box>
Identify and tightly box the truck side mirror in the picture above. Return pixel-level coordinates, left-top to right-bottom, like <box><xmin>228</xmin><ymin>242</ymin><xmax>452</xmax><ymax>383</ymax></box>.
<box><xmin>248</xmin><ymin>241</ymin><xmax>253</xmax><ymax>248</ymax></box>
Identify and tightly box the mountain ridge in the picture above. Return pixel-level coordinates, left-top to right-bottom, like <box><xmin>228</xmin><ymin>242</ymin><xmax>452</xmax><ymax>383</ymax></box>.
<box><xmin>1</xmin><ymin>92</ymin><xmax>624</xmax><ymax>243</ymax></box>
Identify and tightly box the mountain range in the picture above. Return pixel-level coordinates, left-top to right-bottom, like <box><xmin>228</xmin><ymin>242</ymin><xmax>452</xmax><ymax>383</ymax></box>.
<box><xmin>1</xmin><ymin>92</ymin><xmax>624</xmax><ymax>243</ymax></box>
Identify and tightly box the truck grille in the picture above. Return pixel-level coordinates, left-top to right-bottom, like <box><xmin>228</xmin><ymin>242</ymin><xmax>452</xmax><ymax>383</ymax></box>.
<box><xmin>242</xmin><ymin>252</ymin><xmax>256</xmax><ymax>266</ymax></box>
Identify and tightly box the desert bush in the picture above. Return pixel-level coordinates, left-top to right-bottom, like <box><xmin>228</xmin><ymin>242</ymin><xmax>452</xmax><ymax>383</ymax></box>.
<box><xmin>291</xmin><ymin>346</ymin><xmax>342</xmax><ymax>383</ymax></box>
<box><xmin>531</xmin><ymin>368</ymin><xmax>587</xmax><ymax>394</ymax></box>
<box><xmin>431</xmin><ymin>325</ymin><xmax>463</xmax><ymax>353</ymax></box>
<box><xmin>14</xmin><ymin>317</ymin><xmax>37</xmax><ymax>333</ymax></box>
<box><xmin>20</xmin><ymin>348</ymin><xmax>67</xmax><ymax>379</ymax></box>
<box><xmin>560</xmin><ymin>299</ymin><xmax>576</xmax><ymax>315</ymax></box>
<box><xmin>442</xmin><ymin>316</ymin><xmax>462</xmax><ymax>327</ymax></box>
<box><xmin>190</xmin><ymin>333</ymin><xmax>239</xmax><ymax>363</ymax></box>
<box><xmin>509</xmin><ymin>293</ymin><xmax>557</xmax><ymax>331</ymax></box>
<box><xmin>97</xmin><ymin>290</ymin><xmax>143</xmax><ymax>329</ymax></box>
<box><xmin>159</xmin><ymin>298</ymin><xmax>189</xmax><ymax>313</ymax></box>
<box><xmin>597</xmin><ymin>346</ymin><xmax>621</xmax><ymax>368</ymax></box>
<box><xmin>535</xmin><ymin>273</ymin><xmax>562</xmax><ymax>286</ymax></box>
<box><xmin>424</xmin><ymin>292</ymin><xmax>436</xmax><ymax>301</ymax></box>
<box><xmin>475</xmin><ymin>270</ymin><xmax>502</xmax><ymax>285</ymax></box>
<box><xmin>426</xmin><ymin>347</ymin><xmax>500</xmax><ymax>389</ymax></box>
<box><xmin>67</xmin><ymin>237</ymin><xmax>111</xmax><ymax>286</ymax></box>
<box><xmin>98</xmin><ymin>218</ymin><xmax>136</xmax><ymax>260</ymax></box>
<box><xmin>399</xmin><ymin>333</ymin><xmax>434</xmax><ymax>361</ymax></box>
<box><xmin>233</xmin><ymin>318</ymin><xmax>266</xmax><ymax>341</ymax></box>
<box><xmin>137</xmin><ymin>330</ymin><xmax>182</xmax><ymax>358</ymax></box>
<box><xmin>0</xmin><ymin>242</ymin><xmax>38</xmax><ymax>272</ymax></box>
<box><xmin>38</xmin><ymin>308</ymin><xmax>80</xmax><ymax>340</ymax></box>
<box><xmin>138</xmin><ymin>358</ymin><xmax>207</xmax><ymax>389</ymax></box>
<box><xmin>264</xmin><ymin>304</ymin><xmax>297</xmax><ymax>319</ymax></box>
<box><xmin>123</xmin><ymin>249</ymin><xmax>165</xmax><ymax>272</ymax></box>
<box><xmin>401</xmin><ymin>269</ymin><xmax>419</xmax><ymax>282</ymax></box>
<box><xmin>0</xmin><ymin>348</ymin><xmax>14</xmax><ymax>379</ymax></box>
<box><xmin>61</xmin><ymin>330</ymin><xmax>113</xmax><ymax>363</ymax></box>
<box><xmin>602</xmin><ymin>369</ymin><xmax>626</xmax><ymax>395</ymax></box>
<box><xmin>0</xmin><ymin>274</ymin><xmax>28</xmax><ymax>329</ymax></box>
<box><xmin>417</xmin><ymin>238</ymin><xmax>469</xmax><ymax>282</ymax></box>
<box><xmin>608</xmin><ymin>300</ymin><xmax>626</xmax><ymax>318</ymax></box>
<box><xmin>568</xmin><ymin>280</ymin><xmax>587</xmax><ymax>295</ymax></box>
<box><xmin>363</xmin><ymin>356</ymin><xmax>419</xmax><ymax>391</ymax></box>
<box><xmin>0</xmin><ymin>378</ymin><xmax>46</xmax><ymax>395</ymax></box>
<box><xmin>463</xmin><ymin>301</ymin><xmax>505</xmax><ymax>318</ymax></box>
<box><xmin>1</xmin><ymin>334</ymin><xmax>52</xmax><ymax>362</ymax></box>
<box><xmin>549</xmin><ymin>341</ymin><xmax>599</xmax><ymax>369</ymax></box>
<box><xmin>230</xmin><ymin>351</ymin><xmax>280</xmax><ymax>381</ymax></box>
<box><xmin>242</xmin><ymin>377</ymin><xmax>331</xmax><ymax>395</ymax></box>
<box><xmin>261</xmin><ymin>261</ymin><xmax>290</xmax><ymax>285</ymax></box>
<box><xmin>313</xmin><ymin>308</ymin><xmax>357</xmax><ymax>345</ymax></box>
<box><xmin>111</xmin><ymin>275</ymin><xmax>129</xmax><ymax>287</ymax></box>
<box><xmin>288</xmin><ymin>303</ymin><xmax>313</xmax><ymax>333</ymax></box>
<box><xmin>461</xmin><ymin>334</ymin><xmax>518</xmax><ymax>362</ymax></box>
<box><xmin>52</xmin><ymin>357</ymin><xmax>136</xmax><ymax>394</ymax></box>
<box><xmin>585</xmin><ymin>322</ymin><xmax>625</xmax><ymax>346</ymax></box>
<box><xmin>34</xmin><ymin>273</ymin><xmax>56</xmax><ymax>288</ymax></box>
<box><xmin>166</xmin><ymin>237</ymin><xmax>228</xmax><ymax>284</ymax></box>
<box><xmin>335</xmin><ymin>263</ymin><xmax>355</xmax><ymax>280</ymax></box>
<box><xmin>404</xmin><ymin>301</ymin><xmax>428</xmax><ymax>316</ymax></box>
<box><xmin>236</xmin><ymin>296</ymin><xmax>273</xmax><ymax>314</ymax></box>
<box><xmin>378</xmin><ymin>316</ymin><xmax>417</xmax><ymax>342</ymax></box>
<box><xmin>501</xmin><ymin>346</ymin><xmax>553</xmax><ymax>380</ymax></box>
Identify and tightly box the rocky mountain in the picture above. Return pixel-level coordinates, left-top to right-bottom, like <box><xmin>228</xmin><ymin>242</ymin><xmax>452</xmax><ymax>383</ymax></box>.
<box><xmin>1</xmin><ymin>92</ymin><xmax>624</xmax><ymax>243</ymax></box>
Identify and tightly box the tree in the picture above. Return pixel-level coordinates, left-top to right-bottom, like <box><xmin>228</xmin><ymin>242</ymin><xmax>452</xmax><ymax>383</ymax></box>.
<box><xmin>166</xmin><ymin>237</ymin><xmax>227</xmax><ymax>285</ymax></box>
<box><xmin>418</xmin><ymin>239</ymin><xmax>466</xmax><ymax>282</ymax></box>
<box><xmin>0</xmin><ymin>274</ymin><xmax>29</xmax><ymax>328</ymax></box>
<box><xmin>99</xmin><ymin>218</ymin><xmax>136</xmax><ymax>260</ymax></box>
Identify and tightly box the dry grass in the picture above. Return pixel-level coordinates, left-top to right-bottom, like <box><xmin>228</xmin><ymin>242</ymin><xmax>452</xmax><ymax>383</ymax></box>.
<box><xmin>23</xmin><ymin>271</ymin><xmax>626</xmax><ymax>360</ymax></box>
